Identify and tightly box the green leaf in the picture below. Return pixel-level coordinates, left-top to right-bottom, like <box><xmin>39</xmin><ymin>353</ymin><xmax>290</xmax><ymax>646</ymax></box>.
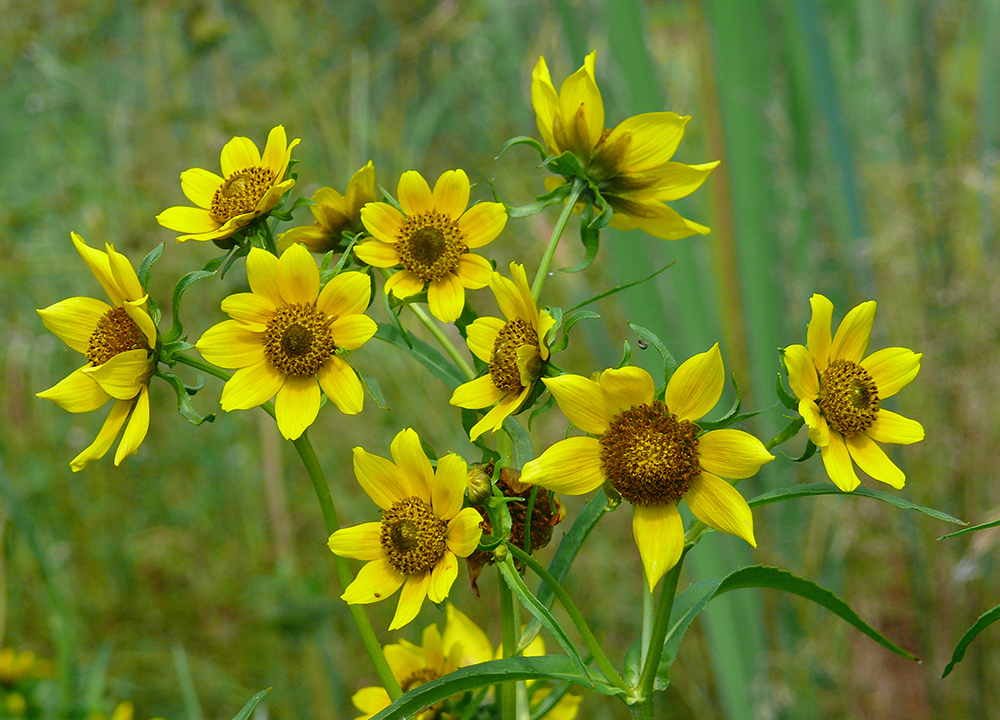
<box><xmin>654</xmin><ymin>577</ymin><xmax>725</xmax><ymax>689</ymax></box>
<box><xmin>560</xmin><ymin>198</ymin><xmax>601</xmax><ymax>274</ymax></box>
<box><xmin>696</xmin><ymin>376</ymin><xmax>744</xmax><ymax>431</ymax></box>
<box><xmin>713</xmin><ymin>565</ymin><xmax>918</xmax><ymax>660</ymax></box>
<box><xmin>768</xmin><ymin>417</ymin><xmax>805</xmax><ymax>453</ymax></box>
<box><xmin>138</xmin><ymin>242</ymin><xmax>165</xmax><ymax>292</ymax></box>
<box><xmin>789</xmin><ymin>435</ymin><xmax>817</xmax><ymax>462</ymax></box>
<box><xmin>501</xmin><ymin>415</ymin><xmax>533</xmax><ymax>467</ymax></box>
<box><xmin>941</xmin><ymin>604</ymin><xmax>1000</xmax><ymax>677</ymax></box>
<box><xmin>747</xmin><ymin>482</ymin><xmax>966</xmax><ymax>525</ymax></box>
<box><xmin>938</xmin><ymin>517</ymin><xmax>1000</xmax><ymax>540</ymax></box>
<box><xmin>615</xmin><ymin>340</ymin><xmax>632</xmax><ymax>369</ymax></box>
<box><xmin>627</xmin><ymin>323</ymin><xmax>678</xmax><ymax>388</ymax></box>
<box><xmin>374</xmin><ymin>323</ymin><xmax>465</xmax><ymax>389</ymax></box>
<box><xmin>496</xmin><ymin>135</ymin><xmax>547</xmax><ymax>162</ymax></box>
<box><xmin>775</xmin><ymin>370</ymin><xmax>799</xmax><ymax>410</ymax></box>
<box><xmin>548</xmin><ymin>309</ymin><xmax>600</xmax><ymax>354</ymax></box>
<box><xmin>566</xmin><ymin>264</ymin><xmax>674</xmax><ymax>315</ymax></box>
<box><xmin>359</xmin><ymin>372</ymin><xmax>390</xmax><ymax>411</ymax></box>
<box><xmin>157</xmin><ymin>370</ymin><xmax>216</xmax><ymax>426</ymax></box>
<box><xmin>505</xmin><ymin>182</ymin><xmax>572</xmax><ymax>219</ymax></box>
<box><xmin>162</xmin><ymin>260</ymin><xmax>221</xmax><ymax>344</ymax></box>
<box><xmin>229</xmin><ymin>689</ymin><xmax>270</xmax><ymax>720</ymax></box>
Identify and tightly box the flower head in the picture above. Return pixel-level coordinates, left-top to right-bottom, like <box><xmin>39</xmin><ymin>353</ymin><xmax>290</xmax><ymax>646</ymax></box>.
<box><xmin>278</xmin><ymin>161</ymin><xmax>376</xmax><ymax>254</ymax></box>
<box><xmin>532</xmin><ymin>52</ymin><xmax>719</xmax><ymax>240</ymax></box>
<box><xmin>37</xmin><ymin>233</ymin><xmax>158</xmax><ymax>471</ymax></box>
<box><xmin>156</xmin><ymin>125</ymin><xmax>299</xmax><ymax>244</ymax></box>
<box><xmin>449</xmin><ymin>262</ymin><xmax>555</xmax><ymax>439</ymax></box>
<box><xmin>328</xmin><ymin>429</ymin><xmax>483</xmax><ymax>630</ymax></box>
<box><xmin>356</xmin><ymin>169</ymin><xmax>506</xmax><ymax>322</ymax></box>
<box><xmin>521</xmin><ymin>346</ymin><xmax>774</xmax><ymax>590</ymax></box>
<box><xmin>784</xmin><ymin>294</ymin><xmax>924</xmax><ymax>492</ymax></box>
<box><xmin>195</xmin><ymin>244</ymin><xmax>376</xmax><ymax>440</ymax></box>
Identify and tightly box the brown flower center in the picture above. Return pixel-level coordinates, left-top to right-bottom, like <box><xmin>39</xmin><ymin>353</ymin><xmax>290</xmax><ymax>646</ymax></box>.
<box><xmin>599</xmin><ymin>401</ymin><xmax>701</xmax><ymax>506</ymax></box>
<box><xmin>396</xmin><ymin>210</ymin><xmax>467</xmax><ymax>283</ymax></box>
<box><xmin>818</xmin><ymin>358</ymin><xmax>880</xmax><ymax>438</ymax></box>
<box><xmin>87</xmin><ymin>306</ymin><xmax>150</xmax><ymax>366</ymax></box>
<box><xmin>262</xmin><ymin>303</ymin><xmax>335</xmax><ymax>377</ymax></box>
<box><xmin>209</xmin><ymin>166</ymin><xmax>276</xmax><ymax>223</ymax></box>
<box><xmin>380</xmin><ymin>497</ymin><xmax>448</xmax><ymax>575</ymax></box>
<box><xmin>400</xmin><ymin>667</ymin><xmax>439</xmax><ymax>694</ymax></box>
<box><xmin>489</xmin><ymin>318</ymin><xmax>540</xmax><ymax>394</ymax></box>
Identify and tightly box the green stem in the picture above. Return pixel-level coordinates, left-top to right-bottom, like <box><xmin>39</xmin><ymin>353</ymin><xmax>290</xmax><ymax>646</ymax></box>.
<box><xmin>262</xmin><ymin>218</ymin><xmax>279</xmax><ymax>255</ymax></box>
<box><xmin>507</xmin><ymin>544</ymin><xmax>629</xmax><ymax>692</ymax></box>
<box><xmin>635</xmin><ymin>547</ymin><xmax>688</xmax><ymax>704</ymax></box>
<box><xmin>531</xmin><ymin>177</ymin><xmax>587</xmax><ymax>301</ymax></box>
<box><xmin>498</xmin><ymin>566</ymin><xmax>517</xmax><ymax>720</ymax></box>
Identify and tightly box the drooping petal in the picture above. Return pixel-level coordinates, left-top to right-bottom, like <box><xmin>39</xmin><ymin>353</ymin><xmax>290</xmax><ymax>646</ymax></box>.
<box><xmin>277</xmin><ymin>242</ymin><xmax>320</xmax><ymax>305</ymax></box>
<box><xmin>861</xmin><ymin>347</ymin><xmax>921</xmax><ymax>399</ymax></box>
<box><xmin>598</xmin><ymin>366</ymin><xmax>655</xmax><ymax>415</ymax></box>
<box><xmin>465</xmin><ymin>316</ymin><xmax>504</xmax><ymax>363</ymax></box>
<box><xmin>820</xmin><ymin>433</ymin><xmax>860</xmax><ymax>492</ymax></box>
<box><xmin>196</xmin><ymin>320</ymin><xmax>266</xmax><ymax>369</ymax></box>
<box><xmin>398</xmin><ymin>171</ymin><xmax>434</xmax><ymax>216</ymax></box>
<box><xmin>220</xmin><ymin>292</ymin><xmax>275</xmax><ymax>327</ymax></box>
<box><xmin>427</xmin><ymin>550</ymin><xmax>458</xmax><ymax>604</ymax></box>
<box><xmin>274</xmin><ymin>376</ymin><xmax>320</xmax><ymax>440</ymax></box>
<box><xmin>458</xmin><ymin>202</ymin><xmax>507</xmax><ymax>249</ymax></box>
<box><xmin>800</xmin><ymin>398</ymin><xmax>829</xmax><ymax>447</ymax></box>
<box><xmin>605</xmin><ymin>112</ymin><xmax>690</xmax><ymax>171</ymax></box>
<box><xmin>666</xmin><ymin>343</ymin><xmax>724</xmax><ymax>421</ymax></box>
<box><xmin>329</xmin><ymin>315</ymin><xmax>377</xmax><ymax>350</ymax></box>
<box><xmin>153</xmin><ymin>206</ymin><xmax>222</xmax><ymax>234</ymax></box>
<box><xmin>543</xmin><ymin>374</ymin><xmax>612</xmax><ymax>434</ymax></box>
<box><xmin>456</xmin><ymin>253</ymin><xmax>493</xmax><ymax>289</ymax></box>
<box><xmin>783</xmin><ymin>344</ymin><xmax>819</xmax><ymax>400</ymax></box>
<box><xmin>352</xmin><ymin>687</ymin><xmax>391</xmax><ymax>718</ymax></box>
<box><xmin>806</xmin><ymin>294</ymin><xmax>834</xmax><ymax>371</ymax></box>
<box><xmin>390</xmin><ymin>428</ymin><xmax>434</xmax><ymax>502</ymax></box>
<box><xmin>432</xmin><ymin>453</ymin><xmax>467</xmax><ymax>521</ymax></box>
<box><xmin>180</xmin><ymin>167</ymin><xmax>222</xmax><ymax>208</ymax></box>
<box><xmin>341</xmin><ymin>558</ymin><xmax>405</xmax><ymax>605</ymax></box>
<box><xmin>245</xmin><ymin>248</ymin><xmax>283</xmax><ymax>307</ymax></box>
<box><xmin>830</xmin><ymin>300</ymin><xmax>876</xmax><ymax>364</ymax></box>
<box><xmin>83</xmin><ymin>349</ymin><xmax>150</xmax><ymax>400</ymax></box>
<box><xmin>684</xmin><ymin>472</ymin><xmax>756</xmax><ymax>547</ymax></box>
<box><xmin>698</xmin><ymin>429</ymin><xmax>774</xmax><ymax>479</ymax></box>
<box><xmin>444</xmin><ymin>605</ymin><xmax>494</xmax><ymax>666</ymax></box>
<box><xmin>867</xmin><ymin>409</ymin><xmax>924</xmax><ymax>445</ymax></box>
<box><xmin>37</xmin><ymin>367</ymin><xmax>110</xmax><ymax>413</ymax></box>
<box><xmin>390</xmin><ymin>571</ymin><xmax>430</xmax><ymax>630</ymax></box>
<box><xmin>220</xmin><ymin>135</ymin><xmax>261</xmax><ymax>176</ymax></box>
<box><xmin>432</xmin><ymin>169</ymin><xmax>471</xmax><ymax>220</ymax></box>
<box><xmin>37</xmin><ymin>297</ymin><xmax>110</xmax><ymax>354</ymax></box>
<box><xmin>220</xmin><ymin>359</ymin><xmax>284</xmax><ymax>411</ymax></box>
<box><xmin>317</xmin><ymin>356</ymin><xmax>364</xmax><ymax>414</ymax></box>
<box><xmin>327</xmin><ymin>522</ymin><xmax>384</xmax><ymax>561</ymax></box>
<box><xmin>450</xmin><ymin>374</ymin><xmax>505</xmax><ymax>409</ymax></box>
<box><xmin>353</xmin><ymin>446</ymin><xmax>411</xmax><ymax>509</ymax></box>
<box><xmin>445</xmin><ymin>508</ymin><xmax>485</xmax><ymax>557</ymax></box>
<box><xmin>427</xmin><ymin>274</ymin><xmax>465</xmax><ymax>323</ymax></box>
<box><xmin>360</xmin><ymin>203</ymin><xmax>405</xmax><ymax>246</ymax></box>
<box><xmin>846</xmin><ymin>433</ymin><xmax>905</xmax><ymax>489</ymax></box>
<box><xmin>468</xmin><ymin>389</ymin><xmax>524</xmax><ymax>440</ymax></box>
<box><xmin>114</xmin><ymin>386</ymin><xmax>149</xmax><ymax>465</ymax></box>
<box><xmin>384</xmin><ymin>270</ymin><xmax>425</xmax><ymax>298</ymax></box>
<box><xmin>318</xmin><ymin>270</ymin><xmax>372</xmax><ymax>318</ymax></box>
<box><xmin>607</xmin><ymin>198</ymin><xmax>710</xmax><ymax>240</ymax></box>
<box><xmin>69</xmin><ymin>398</ymin><xmax>131</xmax><ymax>472</ymax></box>
<box><xmin>632</xmin><ymin>503</ymin><xmax>684</xmax><ymax>591</ymax></box>
<box><xmin>519</xmin><ymin>437</ymin><xmax>605</xmax><ymax>494</ymax></box>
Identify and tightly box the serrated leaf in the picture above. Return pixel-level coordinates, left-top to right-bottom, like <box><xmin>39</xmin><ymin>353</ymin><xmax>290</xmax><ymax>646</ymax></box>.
<box><xmin>158</xmin><ymin>370</ymin><xmax>216</xmax><ymax>426</ymax></box>
<box><xmin>138</xmin><ymin>243</ymin><xmax>165</xmax><ymax>292</ymax></box>
<box><xmin>230</xmin><ymin>689</ymin><xmax>270</xmax><ymax>720</ymax></box>
<box><xmin>941</xmin><ymin>604</ymin><xmax>1000</xmax><ymax>677</ymax></box>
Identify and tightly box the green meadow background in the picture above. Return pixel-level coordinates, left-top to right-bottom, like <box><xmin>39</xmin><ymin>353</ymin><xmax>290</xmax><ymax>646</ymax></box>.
<box><xmin>2</xmin><ymin>1</ymin><xmax>998</xmax><ymax>718</ymax></box>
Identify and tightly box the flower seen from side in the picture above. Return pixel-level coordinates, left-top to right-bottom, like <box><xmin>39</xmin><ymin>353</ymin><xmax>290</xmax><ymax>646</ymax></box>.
<box><xmin>328</xmin><ymin>429</ymin><xmax>484</xmax><ymax>630</ymax></box>
<box><xmin>156</xmin><ymin>125</ymin><xmax>299</xmax><ymax>244</ymax></box>
<box><xmin>520</xmin><ymin>346</ymin><xmax>774</xmax><ymax>590</ymax></box>
<box><xmin>355</xmin><ymin>169</ymin><xmax>506</xmax><ymax>323</ymax></box>
<box><xmin>449</xmin><ymin>262</ymin><xmax>555</xmax><ymax>439</ymax></box>
<box><xmin>531</xmin><ymin>51</ymin><xmax>719</xmax><ymax>240</ymax></box>
<box><xmin>195</xmin><ymin>243</ymin><xmax>376</xmax><ymax>440</ymax></box>
<box><xmin>37</xmin><ymin>233</ymin><xmax>158</xmax><ymax>471</ymax></box>
<box><xmin>278</xmin><ymin>161</ymin><xmax>375</xmax><ymax>254</ymax></box>
<box><xmin>783</xmin><ymin>293</ymin><xmax>924</xmax><ymax>492</ymax></box>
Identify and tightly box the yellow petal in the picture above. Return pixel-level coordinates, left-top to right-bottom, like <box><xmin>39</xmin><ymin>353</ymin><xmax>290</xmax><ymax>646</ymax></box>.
<box><xmin>360</xmin><ymin>203</ymin><xmax>405</xmax><ymax>246</ymax></box>
<box><xmin>220</xmin><ymin>135</ymin><xmax>261</xmax><ymax>176</ymax></box>
<box><xmin>684</xmin><ymin>472</ymin><xmax>756</xmax><ymax>547</ymax></box>
<box><xmin>698</xmin><ymin>429</ymin><xmax>774</xmax><ymax>479</ymax></box>
<box><xmin>433</xmin><ymin>453</ymin><xmax>467</xmax><ymax>521</ymax></box>
<box><xmin>491</xmin><ymin>270</ymin><xmax>530</xmax><ymax>324</ymax></box>
<box><xmin>155</xmin><ymin>206</ymin><xmax>222</xmax><ymax>234</ymax></box>
<box><xmin>316</xmin><ymin>356</ymin><xmax>362</xmax><ymax>414</ymax></box>
<box><xmin>390</xmin><ymin>428</ymin><xmax>434</xmax><ymax>501</ymax></box>
<box><xmin>427</xmin><ymin>274</ymin><xmax>465</xmax><ymax>323</ymax></box>
<box><xmin>605</xmin><ymin>112</ymin><xmax>689</xmax><ymax>171</ymax></box>
<box><xmin>468</xmin><ymin>390</ymin><xmax>524</xmax><ymax>441</ymax></box>
<box><xmin>346</xmin><ymin>160</ymin><xmax>376</xmax><ymax>209</ymax></box>
<box><xmin>71</xmin><ymin>232</ymin><xmax>120</xmax><ymax>305</ymax></box>
<box><xmin>450</xmin><ymin>374</ymin><xmax>505</xmax><ymax>410</ymax></box>
<box><xmin>559</xmin><ymin>53</ymin><xmax>604</xmax><ymax>153</ymax></box>
<box><xmin>831</xmin><ymin>300</ymin><xmax>876</xmax><ymax>364</ymax></box>
<box><xmin>180</xmin><ymin>167</ymin><xmax>222</xmax><ymax>208</ymax></box>
<box><xmin>37</xmin><ymin>367</ymin><xmax>110</xmax><ymax>413</ymax></box>
<box><xmin>465</xmin><ymin>316</ymin><xmax>504</xmax><ymax>363</ymax></box>
<box><xmin>632</xmin><ymin>503</ymin><xmax>684</xmax><ymax>591</ymax></box>
<box><xmin>274</xmin><ymin>376</ymin><xmax>320</xmax><ymax>440</ymax></box>
<box><xmin>277</xmin><ymin>242</ymin><xmax>319</xmax><ymax>305</ymax></box>
<box><xmin>123</xmin><ymin>298</ymin><xmax>157</xmax><ymax>347</ymax></box>
<box><xmin>458</xmin><ymin>202</ymin><xmax>507</xmax><ymax>249</ymax></box>
<box><xmin>820</xmin><ymin>433</ymin><xmax>860</xmax><ymax>491</ymax></box>
<box><xmin>543</xmin><ymin>374</ymin><xmax>611</xmax><ymax>434</ymax></box>
<box><xmin>69</xmin><ymin>398</ymin><xmax>131</xmax><ymax>471</ymax></box>
<box><xmin>427</xmin><ymin>550</ymin><xmax>458</xmax><ymax>604</ymax></box>
<box><xmin>220</xmin><ymin>359</ymin><xmax>284</xmax><ymax>410</ymax></box>
<box><xmin>353</xmin><ymin>446</ymin><xmax>411</xmax><ymax>510</ymax></box>
<box><xmin>445</xmin><ymin>507</ymin><xmax>484</xmax><ymax>557</ymax></box>
<box><xmin>196</xmin><ymin>320</ymin><xmax>265</xmax><ymax>369</ymax></box>
<box><xmin>260</xmin><ymin>125</ymin><xmax>289</xmax><ymax>176</ymax></box>
<box><xmin>329</xmin><ymin>315</ymin><xmax>377</xmax><ymax>351</ymax></box>
<box><xmin>456</xmin><ymin>253</ymin><xmax>493</xmax><ymax>289</ymax></box>
<box><xmin>246</xmin><ymin>248</ymin><xmax>283</xmax><ymax>307</ymax></box>
<box><xmin>220</xmin><ymin>292</ymin><xmax>275</xmax><ymax>327</ymax></box>
<box><xmin>867</xmin><ymin>409</ymin><xmax>924</xmax><ymax>445</ymax></box>
<box><xmin>37</xmin><ymin>297</ymin><xmax>109</xmax><ymax>354</ymax></box>
<box><xmin>114</xmin><ymin>386</ymin><xmax>149</xmax><ymax>466</ymax></box>
<box><xmin>342</xmin><ymin>558</ymin><xmax>405</xmax><ymax>605</ymax></box>
<box><xmin>351</xmin><ymin>687</ymin><xmax>391</xmax><ymax>718</ymax></box>
<box><xmin>328</xmin><ymin>522</ymin><xmax>384</xmax><ymax>561</ymax></box>
<box><xmin>385</xmin><ymin>269</ymin><xmax>425</xmax><ymax>298</ymax></box>
<box><xmin>648</xmin><ymin>161</ymin><xmax>720</xmax><ymax>202</ymax></box>
<box><xmin>519</xmin><ymin>437</ymin><xmax>605</xmax><ymax>494</ymax></box>
<box><xmin>318</xmin><ymin>271</ymin><xmax>372</xmax><ymax>318</ymax></box>
<box><xmin>390</xmin><ymin>571</ymin><xmax>430</xmax><ymax>630</ymax></box>
<box><xmin>599</xmin><ymin>366</ymin><xmax>655</xmax><ymax>415</ymax></box>
<box><xmin>665</xmin><ymin>343</ymin><xmax>724</xmax><ymax>421</ymax></box>
<box><xmin>783</xmin><ymin>344</ymin><xmax>818</xmax><ymax>400</ymax></box>
<box><xmin>620</xmin><ymin>200</ymin><xmax>711</xmax><ymax>241</ymax></box>
<box><xmin>278</xmin><ymin>225</ymin><xmax>333</xmax><ymax>254</ymax></box>
<box><xmin>432</xmin><ymin>169</ymin><xmax>471</xmax><ymax>220</ymax></box>
<box><xmin>82</xmin><ymin>349</ymin><xmax>149</xmax><ymax>400</ymax></box>
<box><xmin>861</xmin><ymin>347</ymin><xmax>921</xmax><ymax>399</ymax></box>
<box><xmin>846</xmin><ymin>434</ymin><xmax>905</xmax><ymax>489</ymax></box>
<box><xmin>106</xmin><ymin>244</ymin><xmax>143</xmax><ymax>302</ymax></box>
<box><xmin>398</xmin><ymin>171</ymin><xmax>434</xmax><ymax>216</ymax></box>
<box><xmin>800</xmin><ymin>398</ymin><xmax>829</xmax><ymax>446</ymax></box>
<box><xmin>444</xmin><ymin>605</ymin><xmax>494</xmax><ymax>666</ymax></box>
<box><xmin>807</xmin><ymin>294</ymin><xmax>834</xmax><ymax>371</ymax></box>
<box><xmin>531</xmin><ymin>56</ymin><xmax>560</xmax><ymax>153</ymax></box>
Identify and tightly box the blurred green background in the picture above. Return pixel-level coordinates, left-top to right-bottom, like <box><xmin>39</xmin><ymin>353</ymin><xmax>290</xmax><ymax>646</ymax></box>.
<box><xmin>2</xmin><ymin>0</ymin><xmax>999</xmax><ymax>718</ymax></box>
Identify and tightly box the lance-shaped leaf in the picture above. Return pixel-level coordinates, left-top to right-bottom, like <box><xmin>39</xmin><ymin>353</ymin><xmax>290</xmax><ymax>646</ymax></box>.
<box><xmin>374</xmin><ymin>323</ymin><xmax>465</xmax><ymax>389</ymax></box>
<box><xmin>941</xmin><ymin>604</ymin><xmax>1000</xmax><ymax>677</ymax></box>
<box><xmin>748</xmin><ymin>483</ymin><xmax>965</xmax><ymax>525</ymax></box>
<box><xmin>229</xmin><ymin>689</ymin><xmax>270</xmax><ymax>720</ymax></box>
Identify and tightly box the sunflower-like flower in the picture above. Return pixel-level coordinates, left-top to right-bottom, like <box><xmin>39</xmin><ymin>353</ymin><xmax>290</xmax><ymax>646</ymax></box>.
<box><xmin>520</xmin><ymin>346</ymin><xmax>774</xmax><ymax>590</ymax></box>
<box><xmin>328</xmin><ymin>429</ymin><xmax>483</xmax><ymax>630</ymax></box>
<box><xmin>449</xmin><ymin>263</ymin><xmax>555</xmax><ymax>439</ymax></box>
<box><xmin>356</xmin><ymin>169</ymin><xmax>506</xmax><ymax>323</ymax></box>
<box><xmin>195</xmin><ymin>244</ymin><xmax>376</xmax><ymax>440</ymax></box>
<box><xmin>277</xmin><ymin>161</ymin><xmax>375</xmax><ymax>254</ymax></box>
<box><xmin>156</xmin><ymin>125</ymin><xmax>299</xmax><ymax>244</ymax></box>
<box><xmin>37</xmin><ymin>233</ymin><xmax>158</xmax><ymax>471</ymax></box>
<box><xmin>783</xmin><ymin>294</ymin><xmax>924</xmax><ymax>492</ymax></box>
<box><xmin>532</xmin><ymin>52</ymin><xmax>719</xmax><ymax>241</ymax></box>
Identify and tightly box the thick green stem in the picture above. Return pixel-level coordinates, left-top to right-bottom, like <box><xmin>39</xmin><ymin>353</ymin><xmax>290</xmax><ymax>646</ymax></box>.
<box><xmin>531</xmin><ymin>177</ymin><xmax>587</xmax><ymax>301</ymax></box>
<box><xmin>408</xmin><ymin>302</ymin><xmax>476</xmax><ymax>380</ymax></box>
<box><xmin>507</xmin><ymin>544</ymin><xmax>629</xmax><ymax>692</ymax></box>
<box><xmin>635</xmin><ymin>547</ymin><xmax>688</xmax><ymax>703</ymax></box>
<box><xmin>498</xmin><ymin>567</ymin><xmax>517</xmax><ymax>720</ymax></box>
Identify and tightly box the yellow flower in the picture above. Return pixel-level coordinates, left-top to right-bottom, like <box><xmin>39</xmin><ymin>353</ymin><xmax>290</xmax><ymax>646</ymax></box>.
<box><xmin>449</xmin><ymin>262</ymin><xmax>555</xmax><ymax>439</ymax></box>
<box><xmin>532</xmin><ymin>52</ymin><xmax>719</xmax><ymax>240</ymax></box>
<box><xmin>328</xmin><ymin>429</ymin><xmax>483</xmax><ymax>630</ymax></box>
<box><xmin>784</xmin><ymin>294</ymin><xmax>924</xmax><ymax>492</ymax></box>
<box><xmin>520</xmin><ymin>346</ymin><xmax>774</xmax><ymax>590</ymax></box>
<box><xmin>355</xmin><ymin>169</ymin><xmax>506</xmax><ymax>323</ymax></box>
<box><xmin>195</xmin><ymin>244</ymin><xmax>376</xmax><ymax>440</ymax></box>
<box><xmin>277</xmin><ymin>161</ymin><xmax>376</xmax><ymax>253</ymax></box>
<box><xmin>37</xmin><ymin>233</ymin><xmax>157</xmax><ymax>471</ymax></box>
<box><xmin>0</xmin><ymin>648</ymin><xmax>52</xmax><ymax>684</ymax></box>
<box><xmin>156</xmin><ymin>125</ymin><xmax>299</xmax><ymax>243</ymax></box>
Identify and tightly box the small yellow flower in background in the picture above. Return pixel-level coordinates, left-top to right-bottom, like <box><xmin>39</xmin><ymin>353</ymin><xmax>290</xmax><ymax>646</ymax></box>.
<box><xmin>328</xmin><ymin>428</ymin><xmax>483</xmax><ymax>630</ymax></box>
<box><xmin>531</xmin><ymin>52</ymin><xmax>719</xmax><ymax>240</ymax></box>
<box><xmin>449</xmin><ymin>262</ymin><xmax>555</xmax><ymax>439</ymax></box>
<box><xmin>37</xmin><ymin>234</ymin><xmax>157</xmax><ymax>471</ymax></box>
<box><xmin>156</xmin><ymin>125</ymin><xmax>299</xmax><ymax>243</ymax></box>
<box><xmin>784</xmin><ymin>294</ymin><xmax>924</xmax><ymax>492</ymax></box>
<box><xmin>520</xmin><ymin>346</ymin><xmax>774</xmax><ymax>590</ymax></box>
<box><xmin>195</xmin><ymin>244</ymin><xmax>376</xmax><ymax>440</ymax></box>
<box><xmin>277</xmin><ymin>161</ymin><xmax>376</xmax><ymax>254</ymax></box>
<box><xmin>0</xmin><ymin>648</ymin><xmax>52</xmax><ymax>684</ymax></box>
<box><xmin>355</xmin><ymin>169</ymin><xmax>506</xmax><ymax>323</ymax></box>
